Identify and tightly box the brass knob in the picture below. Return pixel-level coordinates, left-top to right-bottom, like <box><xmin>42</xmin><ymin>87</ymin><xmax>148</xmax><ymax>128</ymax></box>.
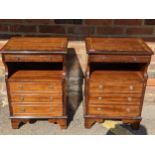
<box><xmin>48</xmin><ymin>85</ymin><xmax>53</xmax><ymax>90</ymax></box>
<box><xmin>48</xmin><ymin>56</ymin><xmax>52</xmax><ymax>61</ymax></box>
<box><xmin>16</xmin><ymin>56</ymin><xmax>21</xmax><ymax>61</ymax></box>
<box><xmin>129</xmin><ymin>85</ymin><xmax>134</xmax><ymax>90</ymax></box>
<box><xmin>18</xmin><ymin>85</ymin><xmax>23</xmax><ymax>90</ymax></box>
<box><xmin>133</xmin><ymin>56</ymin><xmax>137</xmax><ymax>62</ymax></box>
<box><xmin>97</xmin><ymin>107</ymin><xmax>102</xmax><ymax>111</ymax></box>
<box><xmin>50</xmin><ymin>97</ymin><xmax>53</xmax><ymax>102</ymax></box>
<box><xmin>99</xmin><ymin>85</ymin><xmax>103</xmax><ymax>89</ymax></box>
<box><xmin>102</xmin><ymin>56</ymin><xmax>106</xmax><ymax>60</ymax></box>
<box><xmin>126</xmin><ymin>108</ymin><xmax>130</xmax><ymax>112</ymax></box>
<box><xmin>128</xmin><ymin>97</ymin><xmax>132</xmax><ymax>102</ymax></box>
<box><xmin>20</xmin><ymin>107</ymin><xmax>26</xmax><ymax>112</ymax></box>
<box><xmin>20</xmin><ymin>96</ymin><xmax>24</xmax><ymax>102</ymax></box>
<box><xmin>98</xmin><ymin>96</ymin><xmax>103</xmax><ymax>100</ymax></box>
<box><xmin>63</xmin><ymin>72</ymin><xmax>66</xmax><ymax>76</ymax></box>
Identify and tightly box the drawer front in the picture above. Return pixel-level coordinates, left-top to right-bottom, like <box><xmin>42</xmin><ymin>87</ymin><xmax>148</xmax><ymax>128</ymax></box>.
<box><xmin>89</xmin><ymin>93</ymin><xmax>141</xmax><ymax>105</ymax></box>
<box><xmin>88</xmin><ymin>105</ymin><xmax>140</xmax><ymax>117</ymax></box>
<box><xmin>12</xmin><ymin>105</ymin><xmax>63</xmax><ymax>116</ymax></box>
<box><xmin>89</xmin><ymin>55</ymin><xmax>150</xmax><ymax>63</ymax></box>
<box><xmin>4</xmin><ymin>54</ymin><xmax>63</xmax><ymax>62</ymax></box>
<box><xmin>89</xmin><ymin>82</ymin><xmax>143</xmax><ymax>94</ymax></box>
<box><xmin>10</xmin><ymin>94</ymin><xmax>62</xmax><ymax>104</ymax></box>
<box><xmin>8</xmin><ymin>82</ymin><xmax>62</xmax><ymax>93</ymax></box>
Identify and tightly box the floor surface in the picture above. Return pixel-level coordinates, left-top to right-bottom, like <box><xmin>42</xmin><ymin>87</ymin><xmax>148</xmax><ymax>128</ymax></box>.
<box><xmin>0</xmin><ymin>99</ymin><xmax>155</xmax><ymax>135</ymax></box>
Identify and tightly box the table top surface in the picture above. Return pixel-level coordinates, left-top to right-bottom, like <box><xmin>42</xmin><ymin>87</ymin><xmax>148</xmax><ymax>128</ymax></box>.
<box><xmin>86</xmin><ymin>37</ymin><xmax>153</xmax><ymax>55</ymax></box>
<box><xmin>1</xmin><ymin>37</ymin><xmax>68</xmax><ymax>54</ymax></box>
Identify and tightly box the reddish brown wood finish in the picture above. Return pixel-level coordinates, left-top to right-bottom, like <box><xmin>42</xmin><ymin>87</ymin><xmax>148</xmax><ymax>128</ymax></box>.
<box><xmin>4</xmin><ymin>54</ymin><xmax>63</xmax><ymax>62</ymax></box>
<box><xmin>9</xmin><ymin>81</ymin><xmax>62</xmax><ymax>92</ymax></box>
<box><xmin>12</xmin><ymin>105</ymin><xmax>63</xmax><ymax>116</ymax></box>
<box><xmin>86</xmin><ymin>37</ymin><xmax>153</xmax><ymax>55</ymax></box>
<box><xmin>89</xmin><ymin>55</ymin><xmax>150</xmax><ymax>63</ymax></box>
<box><xmin>1</xmin><ymin>37</ymin><xmax>68</xmax><ymax>52</ymax></box>
<box><xmin>85</xmin><ymin>37</ymin><xmax>153</xmax><ymax>130</ymax></box>
<box><xmin>1</xmin><ymin>37</ymin><xmax>68</xmax><ymax>129</ymax></box>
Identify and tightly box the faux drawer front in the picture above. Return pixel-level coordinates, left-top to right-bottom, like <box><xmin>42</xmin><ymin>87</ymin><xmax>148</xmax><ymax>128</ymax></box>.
<box><xmin>8</xmin><ymin>82</ymin><xmax>62</xmax><ymax>93</ymax></box>
<box><xmin>4</xmin><ymin>54</ymin><xmax>63</xmax><ymax>62</ymax></box>
<box><xmin>89</xmin><ymin>93</ymin><xmax>141</xmax><ymax>105</ymax></box>
<box><xmin>10</xmin><ymin>94</ymin><xmax>62</xmax><ymax>104</ymax></box>
<box><xmin>88</xmin><ymin>105</ymin><xmax>140</xmax><ymax>117</ymax></box>
<box><xmin>89</xmin><ymin>55</ymin><xmax>150</xmax><ymax>63</ymax></box>
<box><xmin>12</xmin><ymin>105</ymin><xmax>63</xmax><ymax>116</ymax></box>
<box><xmin>89</xmin><ymin>82</ymin><xmax>143</xmax><ymax>94</ymax></box>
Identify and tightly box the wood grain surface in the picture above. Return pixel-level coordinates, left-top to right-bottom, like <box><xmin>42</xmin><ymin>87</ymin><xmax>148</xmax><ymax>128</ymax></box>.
<box><xmin>86</xmin><ymin>37</ymin><xmax>153</xmax><ymax>55</ymax></box>
<box><xmin>1</xmin><ymin>37</ymin><xmax>68</xmax><ymax>53</ymax></box>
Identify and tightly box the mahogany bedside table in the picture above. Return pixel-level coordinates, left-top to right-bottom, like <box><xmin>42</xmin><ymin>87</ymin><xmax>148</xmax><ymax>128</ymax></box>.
<box><xmin>1</xmin><ymin>37</ymin><xmax>68</xmax><ymax>129</ymax></box>
<box><xmin>85</xmin><ymin>37</ymin><xmax>153</xmax><ymax>129</ymax></box>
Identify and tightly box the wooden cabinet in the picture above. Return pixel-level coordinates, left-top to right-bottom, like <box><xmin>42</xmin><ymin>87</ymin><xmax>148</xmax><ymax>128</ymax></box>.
<box><xmin>85</xmin><ymin>37</ymin><xmax>153</xmax><ymax>129</ymax></box>
<box><xmin>1</xmin><ymin>37</ymin><xmax>68</xmax><ymax>129</ymax></box>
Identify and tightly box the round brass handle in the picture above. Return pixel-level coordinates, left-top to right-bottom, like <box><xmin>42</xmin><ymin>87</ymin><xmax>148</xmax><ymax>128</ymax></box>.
<box><xmin>98</xmin><ymin>96</ymin><xmax>103</xmax><ymax>100</ymax></box>
<box><xmin>132</xmin><ymin>56</ymin><xmax>137</xmax><ymax>62</ymax></box>
<box><xmin>50</xmin><ymin>97</ymin><xmax>53</xmax><ymax>102</ymax></box>
<box><xmin>129</xmin><ymin>85</ymin><xmax>134</xmax><ymax>90</ymax></box>
<box><xmin>48</xmin><ymin>56</ymin><xmax>52</xmax><ymax>61</ymax></box>
<box><xmin>18</xmin><ymin>85</ymin><xmax>23</xmax><ymax>90</ymax></box>
<box><xmin>128</xmin><ymin>97</ymin><xmax>132</xmax><ymax>102</ymax></box>
<box><xmin>20</xmin><ymin>107</ymin><xmax>26</xmax><ymax>112</ymax></box>
<box><xmin>20</xmin><ymin>96</ymin><xmax>24</xmax><ymax>102</ymax></box>
<box><xmin>97</xmin><ymin>107</ymin><xmax>102</xmax><ymax>111</ymax></box>
<box><xmin>16</xmin><ymin>56</ymin><xmax>21</xmax><ymax>61</ymax></box>
<box><xmin>102</xmin><ymin>56</ymin><xmax>106</xmax><ymax>60</ymax></box>
<box><xmin>48</xmin><ymin>85</ymin><xmax>53</xmax><ymax>90</ymax></box>
<box><xmin>126</xmin><ymin>108</ymin><xmax>131</xmax><ymax>112</ymax></box>
<box><xmin>99</xmin><ymin>85</ymin><xmax>103</xmax><ymax>89</ymax></box>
